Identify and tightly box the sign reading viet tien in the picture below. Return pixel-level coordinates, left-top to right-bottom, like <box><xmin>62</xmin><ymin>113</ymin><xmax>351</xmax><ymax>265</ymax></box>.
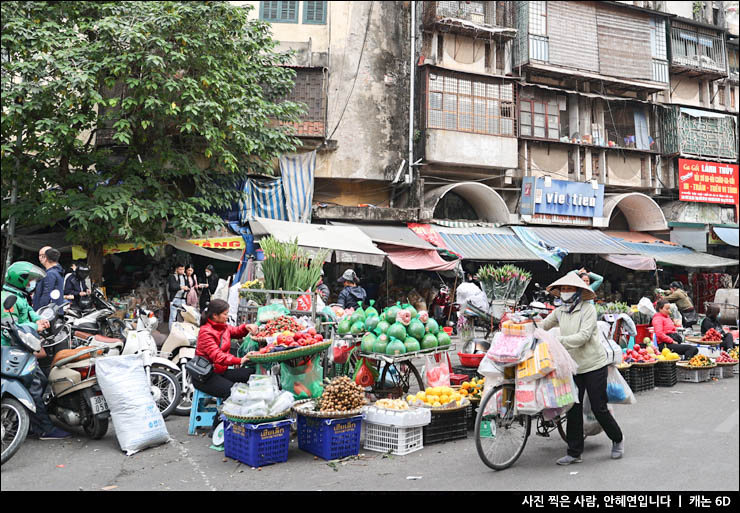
<box><xmin>678</xmin><ymin>159</ymin><xmax>739</xmax><ymax>205</ymax></box>
<box><xmin>520</xmin><ymin>177</ymin><xmax>604</xmax><ymax>223</ymax></box>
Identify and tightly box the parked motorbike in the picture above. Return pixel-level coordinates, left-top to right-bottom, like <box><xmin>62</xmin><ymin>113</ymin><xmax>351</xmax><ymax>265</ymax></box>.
<box><xmin>34</xmin><ymin>300</ymin><xmax>111</xmax><ymax>440</ymax></box>
<box><xmin>430</xmin><ymin>285</ymin><xmax>459</xmax><ymax>331</ymax></box>
<box><xmin>65</xmin><ymin>287</ymin><xmax>127</xmax><ymax>340</ymax></box>
<box><xmin>122</xmin><ymin>306</ymin><xmax>182</xmax><ymax>419</ymax></box>
<box><xmin>1</xmin><ymin>296</ymin><xmax>41</xmax><ymax>465</ymax></box>
<box><xmin>161</xmin><ymin>304</ymin><xmax>200</xmax><ymax>416</ymax></box>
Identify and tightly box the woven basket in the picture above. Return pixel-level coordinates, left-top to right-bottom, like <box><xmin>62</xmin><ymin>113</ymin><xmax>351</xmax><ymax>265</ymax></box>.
<box><xmin>247</xmin><ymin>341</ymin><xmax>331</xmax><ymax>363</ymax></box>
<box><xmin>222</xmin><ymin>409</ymin><xmax>291</xmax><ymax>424</ymax></box>
<box><xmin>676</xmin><ymin>362</ymin><xmax>717</xmax><ymax>369</ymax></box>
<box><xmin>291</xmin><ymin>398</ymin><xmax>366</xmax><ymax>419</ymax></box>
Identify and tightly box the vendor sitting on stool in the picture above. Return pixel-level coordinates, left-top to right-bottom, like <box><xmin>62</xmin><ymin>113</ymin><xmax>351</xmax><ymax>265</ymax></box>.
<box><xmin>193</xmin><ymin>299</ymin><xmax>259</xmax><ymax>399</ymax></box>
<box><xmin>652</xmin><ymin>300</ymin><xmax>699</xmax><ymax>360</ymax></box>
<box><xmin>702</xmin><ymin>304</ymin><xmax>736</xmax><ymax>351</ymax></box>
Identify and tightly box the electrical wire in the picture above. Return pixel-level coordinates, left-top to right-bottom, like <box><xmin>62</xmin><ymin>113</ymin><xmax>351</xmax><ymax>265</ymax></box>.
<box><xmin>327</xmin><ymin>1</ymin><xmax>374</xmax><ymax>141</ymax></box>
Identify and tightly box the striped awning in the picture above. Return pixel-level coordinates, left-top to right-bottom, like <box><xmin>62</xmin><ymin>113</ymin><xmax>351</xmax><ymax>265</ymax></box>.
<box><xmin>431</xmin><ymin>226</ymin><xmax>540</xmax><ymax>261</ymax></box>
<box><xmin>616</xmin><ymin>241</ymin><xmax>739</xmax><ymax>268</ymax></box>
<box><xmin>515</xmin><ymin>227</ymin><xmax>636</xmax><ymax>255</ymax></box>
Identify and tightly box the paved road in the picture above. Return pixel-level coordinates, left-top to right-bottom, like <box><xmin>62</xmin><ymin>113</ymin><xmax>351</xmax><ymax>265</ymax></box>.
<box><xmin>2</xmin><ymin>374</ymin><xmax>738</xmax><ymax>492</ymax></box>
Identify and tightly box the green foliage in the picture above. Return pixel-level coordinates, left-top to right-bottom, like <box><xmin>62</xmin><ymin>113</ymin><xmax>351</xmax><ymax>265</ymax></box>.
<box><xmin>1</xmin><ymin>1</ymin><xmax>304</xmax><ymax>255</ymax></box>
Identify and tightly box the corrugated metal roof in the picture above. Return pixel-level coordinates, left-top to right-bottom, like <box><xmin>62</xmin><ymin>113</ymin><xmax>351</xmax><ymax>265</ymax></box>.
<box><xmin>517</xmin><ymin>227</ymin><xmax>636</xmax><ymax>254</ymax></box>
<box><xmin>618</xmin><ymin>241</ymin><xmax>739</xmax><ymax>268</ymax></box>
<box><xmin>329</xmin><ymin>222</ymin><xmax>437</xmax><ymax>250</ymax></box>
<box><xmin>432</xmin><ymin>226</ymin><xmax>540</xmax><ymax>261</ymax></box>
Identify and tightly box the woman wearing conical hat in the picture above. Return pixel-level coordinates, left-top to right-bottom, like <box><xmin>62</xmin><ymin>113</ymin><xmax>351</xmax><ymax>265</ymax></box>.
<box><xmin>540</xmin><ymin>273</ymin><xmax>624</xmax><ymax>466</ymax></box>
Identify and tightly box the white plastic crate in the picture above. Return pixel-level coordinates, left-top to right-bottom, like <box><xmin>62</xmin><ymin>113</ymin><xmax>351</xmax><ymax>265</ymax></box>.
<box><xmin>363</xmin><ymin>422</ymin><xmax>424</xmax><ymax>456</ymax></box>
<box><xmin>677</xmin><ymin>366</ymin><xmax>712</xmax><ymax>383</ymax></box>
<box><xmin>361</xmin><ymin>406</ymin><xmax>432</xmax><ymax>428</ymax></box>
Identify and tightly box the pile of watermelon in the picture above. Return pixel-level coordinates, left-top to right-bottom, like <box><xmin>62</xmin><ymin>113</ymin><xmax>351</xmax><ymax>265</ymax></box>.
<box><xmin>337</xmin><ymin>300</ymin><xmax>451</xmax><ymax>356</ymax></box>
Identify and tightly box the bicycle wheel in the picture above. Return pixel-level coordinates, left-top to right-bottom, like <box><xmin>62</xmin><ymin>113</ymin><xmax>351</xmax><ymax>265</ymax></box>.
<box><xmin>555</xmin><ymin>414</ymin><xmax>568</xmax><ymax>443</ymax></box>
<box><xmin>474</xmin><ymin>384</ymin><xmax>531</xmax><ymax>471</ymax></box>
<box><xmin>377</xmin><ymin>360</ymin><xmax>424</xmax><ymax>398</ymax></box>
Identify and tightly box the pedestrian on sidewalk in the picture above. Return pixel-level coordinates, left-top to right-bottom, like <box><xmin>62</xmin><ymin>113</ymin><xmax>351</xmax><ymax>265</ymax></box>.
<box><xmin>541</xmin><ymin>273</ymin><xmax>624</xmax><ymax>465</ymax></box>
<box><xmin>167</xmin><ymin>263</ymin><xmax>189</xmax><ymax>331</ymax></box>
<box><xmin>199</xmin><ymin>264</ymin><xmax>220</xmax><ymax>311</ymax></box>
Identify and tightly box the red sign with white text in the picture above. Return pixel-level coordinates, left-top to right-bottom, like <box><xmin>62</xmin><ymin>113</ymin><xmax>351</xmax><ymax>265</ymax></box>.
<box><xmin>678</xmin><ymin>158</ymin><xmax>739</xmax><ymax>205</ymax></box>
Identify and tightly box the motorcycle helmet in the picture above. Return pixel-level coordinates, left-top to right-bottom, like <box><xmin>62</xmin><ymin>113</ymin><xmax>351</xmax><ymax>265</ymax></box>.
<box><xmin>4</xmin><ymin>261</ymin><xmax>46</xmax><ymax>293</ymax></box>
<box><xmin>75</xmin><ymin>263</ymin><xmax>90</xmax><ymax>281</ymax></box>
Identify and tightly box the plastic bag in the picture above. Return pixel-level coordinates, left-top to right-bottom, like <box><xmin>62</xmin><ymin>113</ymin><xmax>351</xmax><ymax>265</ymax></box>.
<box><xmin>478</xmin><ymin>356</ymin><xmax>506</xmax><ymax>388</ymax></box>
<box><xmin>536</xmin><ymin>373</ymin><xmax>578</xmax><ymax>410</ymax></box>
<box><xmin>96</xmin><ymin>354</ymin><xmax>170</xmax><ymax>456</ymax></box>
<box><xmin>598</xmin><ymin>321</ymin><xmax>623</xmax><ymax>365</ymax></box>
<box><xmin>535</xmin><ymin>328</ymin><xmax>578</xmax><ymax>378</ymax></box>
<box><xmin>280</xmin><ymin>354</ymin><xmax>324</xmax><ymax>400</ymax></box>
<box><xmin>637</xmin><ymin>297</ymin><xmax>656</xmax><ymax>317</ymax></box>
<box><xmin>488</xmin><ymin>332</ymin><xmax>534</xmax><ymax>364</ymax></box>
<box><xmin>583</xmin><ymin>394</ymin><xmax>616</xmax><ymax>437</ymax></box>
<box><xmin>516</xmin><ymin>341</ymin><xmax>555</xmax><ymax>382</ymax></box>
<box><xmin>606</xmin><ymin>365</ymin><xmax>636</xmax><ymax>405</ymax></box>
<box><xmin>514</xmin><ymin>378</ymin><xmax>539</xmax><ymax>415</ymax></box>
<box><xmin>329</xmin><ymin>338</ymin><xmax>353</xmax><ymax>364</ymax></box>
<box><xmin>257</xmin><ymin>304</ymin><xmax>291</xmax><ymax>324</ymax></box>
<box><xmin>268</xmin><ymin>391</ymin><xmax>296</xmax><ymax>415</ymax></box>
<box><xmin>423</xmin><ymin>354</ymin><xmax>450</xmax><ymax>388</ymax></box>
<box><xmin>229</xmin><ymin>383</ymin><xmax>252</xmax><ymax>405</ymax></box>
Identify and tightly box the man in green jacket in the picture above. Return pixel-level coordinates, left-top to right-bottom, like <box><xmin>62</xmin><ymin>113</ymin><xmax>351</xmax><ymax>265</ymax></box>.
<box><xmin>1</xmin><ymin>261</ymin><xmax>70</xmax><ymax>439</ymax></box>
<box><xmin>541</xmin><ymin>273</ymin><xmax>623</xmax><ymax>466</ymax></box>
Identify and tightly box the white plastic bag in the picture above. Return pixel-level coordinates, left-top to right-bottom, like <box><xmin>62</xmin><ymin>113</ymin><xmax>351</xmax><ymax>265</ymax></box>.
<box><xmin>638</xmin><ymin>297</ymin><xmax>656</xmax><ymax>317</ymax></box>
<box><xmin>268</xmin><ymin>391</ymin><xmax>296</xmax><ymax>415</ymax></box>
<box><xmin>606</xmin><ymin>365</ymin><xmax>636</xmax><ymax>405</ymax></box>
<box><xmin>488</xmin><ymin>332</ymin><xmax>533</xmax><ymax>363</ymax></box>
<box><xmin>598</xmin><ymin>321</ymin><xmax>624</xmax><ymax>365</ymax></box>
<box><xmin>423</xmin><ymin>354</ymin><xmax>450</xmax><ymax>388</ymax></box>
<box><xmin>514</xmin><ymin>378</ymin><xmax>539</xmax><ymax>415</ymax></box>
<box><xmin>96</xmin><ymin>354</ymin><xmax>170</xmax><ymax>455</ymax></box>
<box><xmin>229</xmin><ymin>383</ymin><xmax>251</xmax><ymax>405</ymax></box>
<box><xmin>583</xmin><ymin>393</ymin><xmax>616</xmax><ymax>437</ymax></box>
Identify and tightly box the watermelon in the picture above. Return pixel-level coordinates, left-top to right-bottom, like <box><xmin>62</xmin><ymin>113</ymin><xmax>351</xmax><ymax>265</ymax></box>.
<box><xmin>404</xmin><ymin>337</ymin><xmax>421</xmax><ymax>353</ymax></box>
<box><xmin>388</xmin><ymin>322</ymin><xmax>407</xmax><ymax>341</ymax></box>
<box><xmin>397</xmin><ymin>309</ymin><xmax>412</xmax><ymax>326</ymax></box>
<box><xmin>404</xmin><ymin>303</ymin><xmax>418</xmax><ymax>319</ymax></box>
<box><xmin>337</xmin><ymin>319</ymin><xmax>351</xmax><ymax>335</ymax></box>
<box><xmin>386</xmin><ymin>338</ymin><xmax>406</xmax><ymax>356</ymax></box>
<box><xmin>407</xmin><ymin>319</ymin><xmax>425</xmax><ymax>341</ymax></box>
<box><xmin>364</xmin><ymin>315</ymin><xmax>380</xmax><ymax>332</ymax></box>
<box><xmin>374</xmin><ymin>320</ymin><xmax>390</xmax><ymax>336</ymax></box>
<box><xmin>425</xmin><ymin>318</ymin><xmax>440</xmax><ymax>335</ymax></box>
<box><xmin>384</xmin><ymin>305</ymin><xmax>400</xmax><ymax>324</ymax></box>
<box><xmin>436</xmin><ymin>331</ymin><xmax>451</xmax><ymax>347</ymax></box>
<box><xmin>365</xmin><ymin>299</ymin><xmax>379</xmax><ymax>318</ymax></box>
<box><xmin>373</xmin><ymin>334</ymin><xmax>389</xmax><ymax>354</ymax></box>
<box><xmin>421</xmin><ymin>334</ymin><xmax>438</xmax><ymax>350</ymax></box>
<box><xmin>361</xmin><ymin>332</ymin><xmax>376</xmax><ymax>353</ymax></box>
<box><xmin>350</xmin><ymin>320</ymin><xmax>365</xmax><ymax>335</ymax></box>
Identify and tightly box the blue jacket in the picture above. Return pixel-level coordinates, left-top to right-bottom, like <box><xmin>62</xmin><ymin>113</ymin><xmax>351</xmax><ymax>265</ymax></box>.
<box><xmin>337</xmin><ymin>286</ymin><xmax>367</xmax><ymax>310</ymax></box>
<box><xmin>33</xmin><ymin>263</ymin><xmax>65</xmax><ymax>310</ymax></box>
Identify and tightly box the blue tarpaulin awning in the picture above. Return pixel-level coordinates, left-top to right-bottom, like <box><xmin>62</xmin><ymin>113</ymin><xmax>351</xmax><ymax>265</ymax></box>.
<box><xmin>615</xmin><ymin>241</ymin><xmax>739</xmax><ymax>268</ymax></box>
<box><xmin>431</xmin><ymin>226</ymin><xmax>541</xmax><ymax>262</ymax></box>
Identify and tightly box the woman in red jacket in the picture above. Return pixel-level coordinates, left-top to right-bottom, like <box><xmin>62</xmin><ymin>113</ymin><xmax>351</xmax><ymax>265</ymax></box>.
<box><xmin>193</xmin><ymin>299</ymin><xmax>258</xmax><ymax>399</ymax></box>
<box><xmin>652</xmin><ymin>300</ymin><xmax>698</xmax><ymax>360</ymax></box>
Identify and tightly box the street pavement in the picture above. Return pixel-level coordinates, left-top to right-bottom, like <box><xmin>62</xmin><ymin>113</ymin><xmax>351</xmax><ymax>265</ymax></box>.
<box><xmin>2</xmin><ymin>370</ymin><xmax>738</xmax><ymax>492</ymax></box>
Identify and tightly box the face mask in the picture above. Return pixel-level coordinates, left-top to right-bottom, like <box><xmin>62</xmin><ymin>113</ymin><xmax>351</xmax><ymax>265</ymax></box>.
<box><xmin>560</xmin><ymin>292</ymin><xmax>576</xmax><ymax>302</ymax></box>
<box><xmin>26</xmin><ymin>280</ymin><xmax>37</xmax><ymax>293</ymax></box>
<box><xmin>205</xmin><ymin>272</ymin><xmax>211</xmax><ymax>277</ymax></box>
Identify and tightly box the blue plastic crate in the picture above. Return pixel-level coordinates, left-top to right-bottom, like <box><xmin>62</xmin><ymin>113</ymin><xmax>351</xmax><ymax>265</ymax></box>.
<box><xmin>223</xmin><ymin>418</ymin><xmax>294</xmax><ymax>467</ymax></box>
<box><xmin>296</xmin><ymin>414</ymin><xmax>363</xmax><ymax>461</ymax></box>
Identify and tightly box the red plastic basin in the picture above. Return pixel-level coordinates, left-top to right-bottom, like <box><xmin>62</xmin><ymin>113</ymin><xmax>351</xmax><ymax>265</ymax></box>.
<box><xmin>457</xmin><ymin>352</ymin><xmax>484</xmax><ymax>368</ymax></box>
<box><xmin>443</xmin><ymin>327</ymin><xmax>453</xmax><ymax>336</ymax></box>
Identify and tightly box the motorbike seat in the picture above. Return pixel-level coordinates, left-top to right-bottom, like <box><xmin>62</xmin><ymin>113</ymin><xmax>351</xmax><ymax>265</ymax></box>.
<box><xmin>74</xmin><ymin>330</ymin><xmax>96</xmax><ymax>339</ymax></box>
<box><xmin>74</xmin><ymin>331</ymin><xmax>122</xmax><ymax>345</ymax></box>
<box><xmin>51</xmin><ymin>346</ymin><xmax>105</xmax><ymax>367</ymax></box>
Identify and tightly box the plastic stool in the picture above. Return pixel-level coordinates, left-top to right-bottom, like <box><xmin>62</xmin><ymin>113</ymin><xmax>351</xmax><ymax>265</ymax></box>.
<box><xmin>188</xmin><ymin>388</ymin><xmax>223</xmax><ymax>435</ymax></box>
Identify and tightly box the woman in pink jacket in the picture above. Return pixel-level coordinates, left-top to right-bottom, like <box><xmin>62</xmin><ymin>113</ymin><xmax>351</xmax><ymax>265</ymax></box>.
<box><xmin>651</xmin><ymin>300</ymin><xmax>698</xmax><ymax>360</ymax></box>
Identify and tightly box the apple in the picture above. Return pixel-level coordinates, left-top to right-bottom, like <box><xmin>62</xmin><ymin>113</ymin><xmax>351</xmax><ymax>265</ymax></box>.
<box><xmin>643</xmin><ymin>337</ymin><xmax>651</xmax><ymax>344</ymax></box>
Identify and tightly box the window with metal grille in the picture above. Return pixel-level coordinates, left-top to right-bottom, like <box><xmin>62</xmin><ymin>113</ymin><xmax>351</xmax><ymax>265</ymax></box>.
<box><xmin>303</xmin><ymin>1</ymin><xmax>326</xmax><ymax>24</ymax></box>
<box><xmin>520</xmin><ymin>96</ymin><xmax>559</xmax><ymax>140</ymax></box>
<box><xmin>529</xmin><ymin>1</ymin><xmax>547</xmax><ymax>36</ymax></box>
<box><xmin>286</xmin><ymin>68</ymin><xmax>324</xmax><ymax>121</ymax></box>
<box><xmin>261</xmin><ymin>1</ymin><xmax>299</xmax><ymax>23</ymax></box>
<box><xmin>427</xmin><ymin>70</ymin><xmax>516</xmax><ymax>136</ymax></box>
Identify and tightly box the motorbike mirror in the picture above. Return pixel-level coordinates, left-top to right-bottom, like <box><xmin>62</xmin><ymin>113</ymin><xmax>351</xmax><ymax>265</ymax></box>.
<box><xmin>3</xmin><ymin>295</ymin><xmax>18</xmax><ymax>311</ymax></box>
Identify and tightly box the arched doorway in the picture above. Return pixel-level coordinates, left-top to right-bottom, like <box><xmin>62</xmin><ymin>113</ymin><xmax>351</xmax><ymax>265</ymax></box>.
<box><xmin>425</xmin><ymin>182</ymin><xmax>511</xmax><ymax>224</ymax></box>
<box><xmin>603</xmin><ymin>193</ymin><xmax>667</xmax><ymax>232</ymax></box>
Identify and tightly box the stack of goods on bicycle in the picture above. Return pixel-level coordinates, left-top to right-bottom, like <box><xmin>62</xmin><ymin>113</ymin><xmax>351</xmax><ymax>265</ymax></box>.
<box><xmin>477</xmin><ymin>317</ymin><xmax>581</xmax><ymax>418</ymax></box>
<box><xmin>341</xmin><ymin>301</ymin><xmax>451</xmax><ymax>356</ymax></box>
<box><xmin>221</xmin><ymin>375</ymin><xmax>295</xmax><ymax>420</ymax></box>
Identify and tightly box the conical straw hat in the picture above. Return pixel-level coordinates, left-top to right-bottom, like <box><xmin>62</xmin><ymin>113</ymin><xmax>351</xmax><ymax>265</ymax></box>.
<box><xmin>546</xmin><ymin>273</ymin><xmax>596</xmax><ymax>301</ymax></box>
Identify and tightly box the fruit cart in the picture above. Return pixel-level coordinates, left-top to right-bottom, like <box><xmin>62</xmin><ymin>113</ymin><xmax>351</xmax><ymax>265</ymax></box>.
<box><xmin>359</xmin><ymin>346</ymin><xmax>457</xmax><ymax>399</ymax></box>
<box><xmin>237</xmin><ymin>289</ymin><xmax>320</xmax><ymax>326</ymax></box>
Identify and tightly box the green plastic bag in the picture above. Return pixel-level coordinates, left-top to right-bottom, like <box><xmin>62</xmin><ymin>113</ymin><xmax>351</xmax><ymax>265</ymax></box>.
<box><xmin>238</xmin><ymin>335</ymin><xmax>260</xmax><ymax>358</ymax></box>
<box><xmin>281</xmin><ymin>354</ymin><xmax>324</xmax><ymax>400</ymax></box>
<box><xmin>257</xmin><ymin>303</ymin><xmax>290</xmax><ymax>324</ymax></box>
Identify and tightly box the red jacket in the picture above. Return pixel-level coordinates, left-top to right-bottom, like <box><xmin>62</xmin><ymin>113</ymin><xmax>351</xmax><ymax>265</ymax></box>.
<box><xmin>195</xmin><ymin>319</ymin><xmax>250</xmax><ymax>374</ymax></box>
<box><xmin>652</xmin><ymin>312</ymin><xmax>677</xmax><ymax>344</ymax></box>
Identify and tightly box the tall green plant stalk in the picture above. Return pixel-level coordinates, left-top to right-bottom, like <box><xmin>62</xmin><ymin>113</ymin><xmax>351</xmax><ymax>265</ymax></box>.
<box><xmin>259</xmin><ymin>236</ymin><xmax>329</xmax><ymax>291</ymax></box>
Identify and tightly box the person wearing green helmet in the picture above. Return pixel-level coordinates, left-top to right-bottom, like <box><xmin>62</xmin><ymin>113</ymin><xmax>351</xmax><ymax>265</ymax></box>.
<box><xmin>1</xmin><ymin>261</ymin><xmax>71</xmax><ymax>440</ymax></box>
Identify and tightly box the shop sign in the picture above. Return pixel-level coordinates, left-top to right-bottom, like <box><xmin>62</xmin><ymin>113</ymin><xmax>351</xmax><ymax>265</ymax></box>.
<box><xmin>520</xmin><ymin>177</ymin><xmax>604</xmax><ymax>223</ymax></box>
<box><xmin>708</xmin><ymin>228</ymin><xmax>726</xmax><ymax>245</ymax></box>
<box><xmin>678</xmin><ymin>158</ymin><xmax>739</xmax><ymax>205</ymax></box>
<box><xmin>187</xmin><ymin>237</ymin><xmax>245</xmax><ymax>250</ymax></box>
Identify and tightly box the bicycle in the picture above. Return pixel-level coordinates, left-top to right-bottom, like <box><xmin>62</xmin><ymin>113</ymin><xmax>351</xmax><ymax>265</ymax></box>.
<box><xmin>474</xmin><ymin>366</ymin><xmax>569</xmax><ymax>470</ymax></box>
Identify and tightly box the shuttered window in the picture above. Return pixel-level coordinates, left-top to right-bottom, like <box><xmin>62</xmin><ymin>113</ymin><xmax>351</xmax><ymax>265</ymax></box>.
<box><xmin>303</xmin><ymin>1</ymin><xmax>327</xmax><ymax>24</ymax></box>
<box><xmin>261</xmin><ymin>1</ymin><xmax>299</xmax><ymax>23</ymax></box>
